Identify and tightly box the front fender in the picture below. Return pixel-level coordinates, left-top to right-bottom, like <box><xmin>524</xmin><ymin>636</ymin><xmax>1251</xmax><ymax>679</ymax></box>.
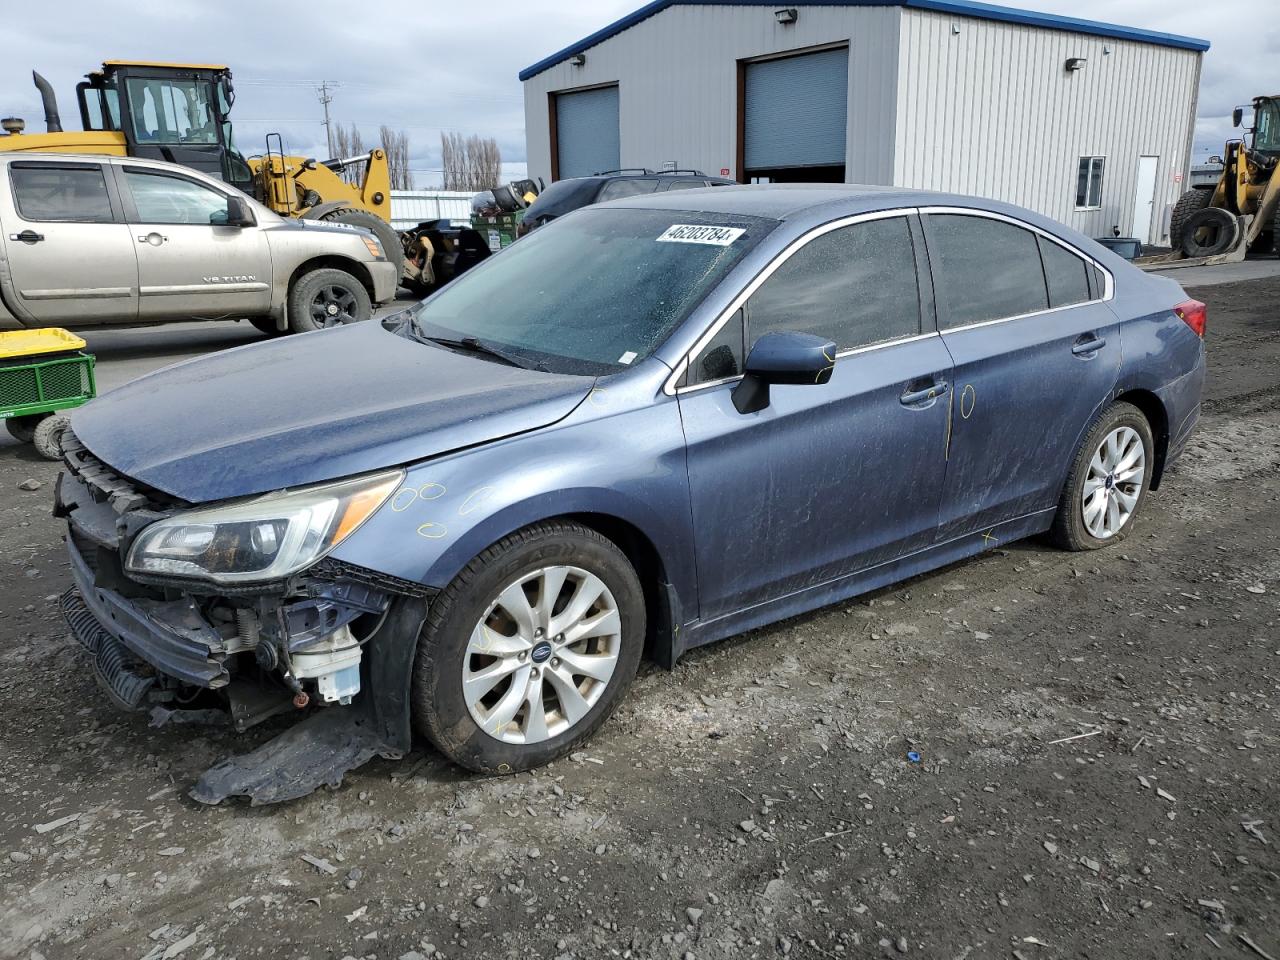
<box><xmin>328</xmin><ymin>391</ymin><xmax>697</xmax><ymax>617</ymax></box>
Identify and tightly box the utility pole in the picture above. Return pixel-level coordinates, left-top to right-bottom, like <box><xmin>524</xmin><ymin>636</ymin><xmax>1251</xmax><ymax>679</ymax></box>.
<box><xmin>315</xmin><ymin>81</ymin><xmax>337</xmax><ymax>158</ymax></box>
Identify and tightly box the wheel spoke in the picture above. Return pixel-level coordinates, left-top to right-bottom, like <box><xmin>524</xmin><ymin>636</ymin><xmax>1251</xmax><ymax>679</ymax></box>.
<box><xmin>1114</xmin><ymin>487</ymin><xmax>1138</xmax><ymax>512</ymax></box>
<box><xmin>550</xmin><ymin>573</ymin><xmax>606</xmax><ymax>638</ymax></box>
<box><xmin>556</xmin><ymin>645</ymin><xmax>617</xmax><ymax>683</ymax></box>
<box><xmin>1114</xmin><ymin>465</ymin><xmax>1143</xmax><ymax>484</ymax></box>
<box><xmin>485</xmin><ymin>670</ymin><xmax>530</xmax><ymax>733</ymax></box>
<box><xmin>1083</xmin><ymin>477</ymin><xmax>1106</xmax><ymax>497</ymax></box>
<box><xmin>496</xmin><ymin>581</ymin><xmax>538</xmax><ymax>639</ymax></box>
<box><xmin>535</xmin><ymin>566</ymin><xmax>569</xmax><ymax>632</ymax></box>
<box><xmin>1106</xmin><ymin>495</ymin><xmax>1121</xmax><ymax>533</ymax></box>
<box><xmin>544</xmin><ymin>666</ymin><xmax>591</xmax><ymax>725</ymax></box>
<box><xmin>469</xmin><ymin>621</ymin><xmax>530</xmax><ymax>657</ymax></box>
<box><xmin>1089</xmin><ymin>453</ymin><xmax>1107</xmax><ymax>478</ymax></box>
<box><xmin>521</xmin><ymin>674</ymin><xmax>549</xmax><ymax>741</ymax></box>
<box><xmin>562</xmin><ymin>607</ymin><xmax>621</xmax><ymax>646</ymax></box>
<box><xmin>463</xmin><ymin>655</ymin><xmax>523</xmax><ymax>708</ymax></box>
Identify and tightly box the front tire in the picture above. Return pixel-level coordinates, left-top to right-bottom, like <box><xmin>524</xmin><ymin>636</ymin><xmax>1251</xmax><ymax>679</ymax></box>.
<box><xmin>287</xmin><ymin>267</ymin><xmax>372</xmax><ymax>334</ymax></box>
<box><xmin>412</xmin><ymin>522</ymin><xmax>645</xmax><ymax>774</ymax></box>
<box><xmin>1049</xmin><ymin>402</ymin><xmax>1154</xmax><ymax>551</ymax></box>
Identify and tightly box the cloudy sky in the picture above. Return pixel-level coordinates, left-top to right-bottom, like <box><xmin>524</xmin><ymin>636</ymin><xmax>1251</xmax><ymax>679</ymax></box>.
<box><xmin>0</xmin><ymin>0</ymin><xmax>1269</xmax><ymax>188</ymax></box>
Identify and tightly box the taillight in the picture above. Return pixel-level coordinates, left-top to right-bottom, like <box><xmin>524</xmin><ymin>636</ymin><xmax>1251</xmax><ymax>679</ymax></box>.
<box><xmin>1174</xmin><ymin>299</ymin><xmax>1206</xmax><ymax>337</ymax></box>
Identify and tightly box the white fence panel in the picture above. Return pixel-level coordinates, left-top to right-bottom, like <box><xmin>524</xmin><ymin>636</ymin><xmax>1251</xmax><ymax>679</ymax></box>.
<box><xmin>390</xmin><ymin>191</ymin><xmax>474</xmax><ymax>229</ymax></box>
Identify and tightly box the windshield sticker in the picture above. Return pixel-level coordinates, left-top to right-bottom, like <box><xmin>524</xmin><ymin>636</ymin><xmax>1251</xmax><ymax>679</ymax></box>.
<box><xmin>618</xmin><ymin>351</ymin><xmax>638</xmax><ymax>365</ymax></box>
<box><xmin>657</xmin><ymin>224</ymin><xmax>746</xmax><ymax>246</ymax></box>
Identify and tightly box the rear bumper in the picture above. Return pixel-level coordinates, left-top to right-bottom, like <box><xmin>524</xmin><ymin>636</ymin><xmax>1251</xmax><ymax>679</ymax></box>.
<box><xmin>369</xmin><ymin>260</ymin><xmax>399</xmax><ymax>304</ymax></box>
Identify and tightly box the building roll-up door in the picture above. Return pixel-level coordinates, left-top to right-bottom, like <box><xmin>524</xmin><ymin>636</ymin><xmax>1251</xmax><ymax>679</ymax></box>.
<box><xmin>744</xmin><ymin>47</ymin><xmax>849</xmax><ymax>181</ymax></box>
<box><xmin>555</xmin><ymin>86</ymin><xmax>620</xmax><ymax>179</ymax></box>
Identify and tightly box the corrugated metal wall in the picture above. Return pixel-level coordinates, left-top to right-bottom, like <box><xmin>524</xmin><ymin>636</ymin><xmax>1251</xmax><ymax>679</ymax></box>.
<box><xmin>894</xmin><ymin>9</ymin><xmax>1201</xmax><ymax>242</ymax></box>
<box><xmin>522</xmin><ymin>4</ymin><xmax>901</xmax><ymax>186</ymax></box>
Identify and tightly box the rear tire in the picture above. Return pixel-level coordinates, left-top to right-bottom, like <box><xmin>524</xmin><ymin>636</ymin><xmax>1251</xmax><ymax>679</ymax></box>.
<box><xmin>1169</xmin><ymin>188</ymin><xmax>1212</xmax><ymax>251</ymax></box>
<box><xmin>287</xmin><ymin>268</ymin><xmax>372</xmax><ymax>334</ymax></box>
<box><xmin>1049</xmin><ymin>402</ymin><xmax>1154</xmax><ymax>552</ymax></box>
<box><xmin>1179</xmin><ymin>207</ymin><xmax>1240</xmax><ymax>258</ymax></box>
<box><xmin>5</xmin><ymin>414</ymin><xmax>43</xmax><ymax>444</ymax></box>
<box><xmin>411</xmin><ymin>521</ymin><xmax>645</xmax><ymax>774</ymax></box>
<box><xmin>32</xmin><ymin>415</ymin><xmax>70</xmax><ymax>461</ymax></box>
<box><xmin>321</xmin><ymin>208</ymin><xmax>404</xmax><ymax>281</ymax></box>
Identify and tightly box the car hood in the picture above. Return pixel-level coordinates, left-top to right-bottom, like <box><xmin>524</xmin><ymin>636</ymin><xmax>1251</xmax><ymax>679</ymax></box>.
<box><xmin>71</xmin><ymin>321</ymin><xmax>596</xmax><ymax>503</ymax></box>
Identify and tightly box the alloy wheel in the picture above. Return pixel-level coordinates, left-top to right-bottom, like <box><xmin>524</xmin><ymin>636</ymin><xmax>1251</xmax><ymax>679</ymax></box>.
<box><xmin>463</xmin><ymin>565</ymin><xmax>621</xmax><ymax>744</ymax></box>
<box><xmin>310</xmin><ymin>285</ymin><xmax>359</xmax><ymax>327</ymax></box>
<box><xmin>1081</xmin><ymin>425</ymin><xmax>1145</xmax><ymax>539</ymax></box>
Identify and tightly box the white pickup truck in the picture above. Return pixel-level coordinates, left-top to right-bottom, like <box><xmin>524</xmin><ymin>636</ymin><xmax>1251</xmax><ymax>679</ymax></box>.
<box><xmin>0</xmin><ymin>153</ymin><xmax>398</xmax><ymax>334</ymax></box>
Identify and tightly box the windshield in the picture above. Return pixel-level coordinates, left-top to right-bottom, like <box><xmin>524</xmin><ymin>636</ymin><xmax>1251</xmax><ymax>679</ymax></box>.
<box><xmin>404</xmin><ymin>207</ymin><xmax>775</xmax><ymax>374</ymax></box>
<box><xmin>125</xmin><ymin>78</ymin><xmax>219</xmax><ymax>144</ymax></box>
<box><xmin>1255</xmin><ymin>99</ymin><xmax>1280</xmax><ymax>154</ymax></box>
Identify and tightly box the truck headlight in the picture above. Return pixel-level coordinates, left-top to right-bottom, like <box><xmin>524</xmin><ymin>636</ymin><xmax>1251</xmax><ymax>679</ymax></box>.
<box><xmin>360</xmin><ymin>235</ymin><xmax>384</xmax><ymax>259</ymax></box>
<box><xmin>126</xmin><ymin>470</ymin><xmax>403</xmax><ymax>584</ymax></box>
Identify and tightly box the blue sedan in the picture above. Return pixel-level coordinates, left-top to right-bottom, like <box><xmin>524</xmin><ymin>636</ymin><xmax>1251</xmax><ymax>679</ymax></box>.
<box><xmin>58</xmin><ymin>185</ymin><xmax>1206</xmax><ymax>800</ymax></box>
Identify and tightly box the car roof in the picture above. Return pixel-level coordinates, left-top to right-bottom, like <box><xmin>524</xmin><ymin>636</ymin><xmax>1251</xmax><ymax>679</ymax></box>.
<box><xmin>601</xmin><ymin>182</ymin><xmax>935</xmax><ymax>220</ymax></box>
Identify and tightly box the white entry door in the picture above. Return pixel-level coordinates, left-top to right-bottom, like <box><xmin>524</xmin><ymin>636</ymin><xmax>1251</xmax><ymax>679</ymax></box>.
<box><xmin>1131</xmin><ymin>156</ymin><xmax>1159</xmax><ymax>244</ymax></box>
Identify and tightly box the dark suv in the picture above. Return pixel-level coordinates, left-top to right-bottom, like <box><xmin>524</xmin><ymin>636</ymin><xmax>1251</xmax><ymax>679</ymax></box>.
<box><xmin>518</xmin><ymin>169</ymin><xmax>734</xmax><ymax>234</ymax></box>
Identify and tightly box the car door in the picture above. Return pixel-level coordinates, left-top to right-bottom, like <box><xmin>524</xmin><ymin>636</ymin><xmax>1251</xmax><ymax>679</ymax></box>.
<box><xmin>115</xmin><ymin>165</ymin><xmax>271</xmax><ymax>321</ymax></box>
<box><xmin>922</xmin><ymin>209</ymin><xmax>1121</xmax><ymax>540</ymax></box>
<box><xmin>0</xmin><ymin>159</ymin><xmax>138</xmax><ymax>323</ymax></box>
<box><xmin>677</xmin><ymin>212</ymin><xmax>953</xmax><ymax>622</ymax></box>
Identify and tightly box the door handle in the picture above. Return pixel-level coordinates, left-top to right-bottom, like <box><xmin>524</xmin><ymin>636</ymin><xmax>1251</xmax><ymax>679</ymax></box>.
<box><xmin>1072</xmin><ymin>335</ymin><xmax>1106</xmax><ymax>356</ymax></box>
<box><xmin>900</xmin><ymin>380</ymin><xmax>949</xmax><ymax>406</ymax></box>
<box><xmin>9</xmin><ymin>230</ymin><xmax>43</xmax><ymax>244</ymax></box>
<box><xmin>137</xmin><ymin>233</ymin><xmax>168</xmax><ymax>244</ymax></box>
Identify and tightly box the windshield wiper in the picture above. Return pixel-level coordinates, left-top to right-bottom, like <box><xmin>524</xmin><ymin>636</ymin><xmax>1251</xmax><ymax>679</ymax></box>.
<box><xmin>423</xmin><ymin>334</ymin><xmax>534</xmax><ymax>370</ymax></box>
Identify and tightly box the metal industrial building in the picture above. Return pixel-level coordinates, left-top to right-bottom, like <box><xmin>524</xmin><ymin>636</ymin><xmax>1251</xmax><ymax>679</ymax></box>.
<box><xmin>520</xmin><ymin>1</ymin><xmax>1209</xmax><ymax>245</ymax></box>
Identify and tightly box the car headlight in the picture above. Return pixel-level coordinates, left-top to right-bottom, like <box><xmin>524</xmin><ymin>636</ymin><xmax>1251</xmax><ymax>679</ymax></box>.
<box><xmin>126</xmin><ymin>470</ymin><xmax>403</xmax><ymax>584</ymax></box>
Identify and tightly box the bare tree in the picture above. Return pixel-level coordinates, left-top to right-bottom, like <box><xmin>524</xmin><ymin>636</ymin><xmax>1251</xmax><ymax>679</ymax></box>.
<box><xmin>440</xmin><ymin>132</ymin><xmax>502</xmax><ymax>191</ymax></box>
<box><xmin>379</xmin><ymin>126</ymin><xmax>414</xmax><ymax>190</ymax></box>
<box><xmin>332</xmin><ymin>123</ymin><xmax>365</xmax><ymax>184</ymax></box>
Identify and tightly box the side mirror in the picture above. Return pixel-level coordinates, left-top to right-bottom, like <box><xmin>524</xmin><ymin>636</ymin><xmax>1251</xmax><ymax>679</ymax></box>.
<box><xmin>732</xmin><ymin>331</ymin><xmax>836</xmax><ymax>414</ymax></box>
<box><xmin>221</xmin><ymin>195</ymin><xmax>254</xmax><ymax>228</ymax></box>
<box><xmin>1232</xmin><ymin>107</ymin><xmax>1243</xmax><ymax>128</ymax></box>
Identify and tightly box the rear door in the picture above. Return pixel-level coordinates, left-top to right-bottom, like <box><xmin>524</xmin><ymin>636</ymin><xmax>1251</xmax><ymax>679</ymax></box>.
<box><xmin>115</xmin><ymin>165</ymin><xmax>270</xmax><ymax>321</ymax></box>
<box><xmin>677</xmin><ymin>212</ymin><xmax>952</xmax><ymax>621</ymax></box>
<box><xmin>0</xmin><ymin>159</ymin><xmax>138</xmax><ymax>323</ymax></box>
<box><xmin>923</xmin><ymin>209</ymin><xmax>1120</xmax><ymax>539</ymax></box>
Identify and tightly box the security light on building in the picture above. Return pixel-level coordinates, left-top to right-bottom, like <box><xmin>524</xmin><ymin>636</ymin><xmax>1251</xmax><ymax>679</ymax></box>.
<box><xmin>519</xmin><ymin>0</ymin><xmax>1208</xmax><ymax>246</ymax></box>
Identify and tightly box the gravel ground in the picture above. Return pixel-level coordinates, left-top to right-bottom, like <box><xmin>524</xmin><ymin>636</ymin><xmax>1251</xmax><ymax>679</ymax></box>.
<box><xmin>0</xmin><ymin>278</ymin><xmax>1276</xmax><ymax>960</ymax></box>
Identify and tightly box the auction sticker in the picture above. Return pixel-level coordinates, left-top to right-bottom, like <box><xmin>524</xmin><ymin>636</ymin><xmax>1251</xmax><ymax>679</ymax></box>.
<box><xmin>657</xmin><ymin>224</ymin><xmax>746</xmax><ymax>246</ymax></box>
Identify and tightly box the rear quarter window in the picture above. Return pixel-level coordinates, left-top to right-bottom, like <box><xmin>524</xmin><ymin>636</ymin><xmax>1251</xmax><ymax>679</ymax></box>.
<box><xmin>1038</xmin><ymin>235</ymin><xmax>1092</xmax><ymax>307</ymax></box>
<box><xmin>927</xmin><ymin>214</ymin><xmax>1049</xmax><ymax>328</ymax></box>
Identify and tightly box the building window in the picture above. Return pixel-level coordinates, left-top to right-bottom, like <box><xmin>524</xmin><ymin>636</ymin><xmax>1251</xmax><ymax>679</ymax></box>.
<box><xmin>1075</xmin><ymin>157</ymin><xmax>1105</xmax><ymax>209</ymax></box>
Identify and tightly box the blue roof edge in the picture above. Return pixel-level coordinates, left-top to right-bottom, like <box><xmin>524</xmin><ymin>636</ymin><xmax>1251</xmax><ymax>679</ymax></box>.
<box><xmin>518</xmin><ymin>0</ymin><xmax>1209</xmax><ymax>82</ymax></box>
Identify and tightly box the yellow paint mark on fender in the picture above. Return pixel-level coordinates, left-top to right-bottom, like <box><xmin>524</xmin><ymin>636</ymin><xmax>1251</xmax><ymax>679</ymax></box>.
<box><xmin>390</xmin><ymin>487</ymin><xmax>418</xmax><ymax>512</ymax></box>
<box><xmin>458</xmin><ymin>486</ymin><xmax>496</xmax><ymax>516</ymax></box>
<box><xmin>418</xmin><ymin>482</ymin><xmax>447</xmax><ymax>500</ymax></box>
<box><xmin>416</xmin><ymin>522</ymin><xmax>448</xmax><ymax>539</ymax></box>
<box><xmin>960</xmin><ymin>384</ymin><xmax>977</xmax><ymax>420</ymax></box>
<box><xmin>588</xmin><ymin>387</ymin><xmax>607</xmax><ymax>407</ymax></box>
<box><xmin>981</xmin><ymin>529</ymin><xmax>997</xmax><ymax>545</ymax></box>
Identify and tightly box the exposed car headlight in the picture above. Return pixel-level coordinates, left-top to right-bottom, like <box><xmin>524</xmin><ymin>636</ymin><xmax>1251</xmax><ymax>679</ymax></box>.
<box><xmin>126</xmin><ymin>470</ymin><xmax>403</xmax><ymax>584</ymax></box>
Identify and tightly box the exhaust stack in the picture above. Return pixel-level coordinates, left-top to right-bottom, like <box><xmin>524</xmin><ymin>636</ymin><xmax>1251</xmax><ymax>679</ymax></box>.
<box><xmin>32</xmin><ymin>71</ymin><xmax>62</xmax><ymax>133</ymax></box>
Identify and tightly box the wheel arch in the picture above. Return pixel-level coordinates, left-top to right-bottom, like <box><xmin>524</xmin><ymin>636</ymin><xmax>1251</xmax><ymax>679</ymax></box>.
<box><xmin>1113</xmin><ymin>388</ymin><xmax>1170</xmax><ymax>489</ymax></box>
<box><xmin>286</xmin><ymin>255</ymin><xmax>377</xmax><ymax>303</ymax></box>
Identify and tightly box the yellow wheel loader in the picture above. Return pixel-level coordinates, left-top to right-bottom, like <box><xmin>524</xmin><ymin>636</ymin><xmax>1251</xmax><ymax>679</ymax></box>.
<box><xmin>0</xmin><ymin>62</ymin><xmax>408</xmax><ymax>279</ymax></box>
<box><xmin>1164</xmin><ymin>95</ymin><xmax>1280</xmax><ymax>264</ymax></box>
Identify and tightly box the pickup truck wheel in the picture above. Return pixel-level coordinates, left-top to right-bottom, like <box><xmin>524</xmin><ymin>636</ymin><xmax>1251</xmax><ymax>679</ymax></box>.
<box><xmin>287</xmin><ymin>268</ymin><xmax>372</xmax><ymax>333</ymax></box>
<box><xmin>321</xmin><ymin>208</ymin><xmax>405</xmax><ymax>280</ymax></box>
<box><xmin>5</xmin><ymin>414</ymin><xmax>43</xmax><ymax>444</ymax></box>
<box><xmin>412</xmin><ymin>521</ymin><xmax>645</xmax><ymax>774</ymax></box>
<box><xmin>32</xmin><ymin>415</ymin><xmax>70</xmax><ymax>461</ymax></box>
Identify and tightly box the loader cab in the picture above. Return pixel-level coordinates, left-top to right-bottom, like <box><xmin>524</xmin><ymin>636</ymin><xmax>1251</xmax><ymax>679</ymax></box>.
<box><xmin>1250</xmin><ymin>96</ymin><xmax>1280</xmax><ymax>158</ymax></box>
<box><xmin>75</xmin><ymin>62</ymin><xmax>254</xmax><ymax>195</ymax></box>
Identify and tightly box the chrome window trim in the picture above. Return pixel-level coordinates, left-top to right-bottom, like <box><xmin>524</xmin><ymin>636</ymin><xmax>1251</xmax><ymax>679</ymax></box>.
<box><xmin>664</xmin><ymin>203</ymin><xmax>1115</xmax><ymax>397</ymax></box>
<box><xmin>665</xmin><ymin>207</ymin><xmax>921</xmax><ymax>396</ymax></box>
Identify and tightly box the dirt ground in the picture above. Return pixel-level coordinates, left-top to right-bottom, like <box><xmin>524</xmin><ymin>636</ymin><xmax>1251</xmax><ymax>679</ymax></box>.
<box><xmin>1</xmin><ymin>278</ymin><xmax>1277</xmax><ymax>960</ymax></box>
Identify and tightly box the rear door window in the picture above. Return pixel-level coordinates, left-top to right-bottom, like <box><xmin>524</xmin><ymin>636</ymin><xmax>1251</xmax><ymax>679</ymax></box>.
<box><xmin>10</xmin><ymin>163</ymin><xmax>114</xmax><ymax>222</ymax></box>
<box><xmin>926</xmin><ymin>214</ymin><xmax>1049</xmax><ymax>328</ymax></box>
<box><xmin>1038</xmin><ymin>235</ymin><xmax>1092</xmax><ymax>307</ymax></box>
<box><xmin>747</xmin><ymin>216</ymin><xmax>922</xmax><ymax>351</ymax></box>
<box><xmin>597</xmin><ymin>179</ymin><xmax>660</xmax><ymax>201</ymax></box>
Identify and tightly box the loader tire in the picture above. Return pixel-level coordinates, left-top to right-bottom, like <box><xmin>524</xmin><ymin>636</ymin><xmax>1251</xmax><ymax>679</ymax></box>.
<box><xmin>1179</xmin><ymin>207</ymin><xmax>1240</xmax><ymax>258</ymax></box>
<box><xmin>321</xmin><ymin>208</ymin><xmax>405</xmax><ymax>281</ymax></box>
<box><xmin>1169</xmin><ymin>188</ymin><xmax>1212</xmax><ymax>251</ymax></box>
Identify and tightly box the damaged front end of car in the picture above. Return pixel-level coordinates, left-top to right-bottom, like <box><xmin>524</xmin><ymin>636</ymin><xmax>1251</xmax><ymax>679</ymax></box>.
<box><xmin>55</xmin><ymin>431</ymin><xmax>433</xmax><ymax>805</ymax></box>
